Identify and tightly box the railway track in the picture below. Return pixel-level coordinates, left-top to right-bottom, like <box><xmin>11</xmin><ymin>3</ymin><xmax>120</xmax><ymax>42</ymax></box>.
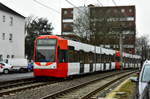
<box><xmin>80</xmin><ymin>72</ymin><xmax>135</xmax><ymax>99</ymax></box>
<box><xmin>0</xmin><ymin>70</ymin><xmax>135</xmax><ymax>99</ymax></box>
<box><xmin>0</xmin><ymin>77</ymin><xmax>62</xmax><ymax>97</ymax></box>
<box><xmin>0</xmin><ymin>78</ymin><xmax>35</xmax><ymax>90</ymax></box>
<box><xmin>40</xmin><ymin>71</ymin><xmax>136</xmax><ymax>99</ymax></box>
<box><xmin>0</xmin><ymin>72</ymin><xmax>109</xmax><ymax>97</ymax></box>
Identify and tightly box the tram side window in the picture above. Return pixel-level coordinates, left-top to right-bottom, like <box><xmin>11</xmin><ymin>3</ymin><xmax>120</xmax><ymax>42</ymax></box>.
<box><xmin>112</xmin><ymin>55</ymin><xmax>115</xmax><ymax>62</ymax></box>
<box><xmin>115</xmin><ymin>56</ymin><xmax>120</xmax><ymax>62</ymax></box>
<box><xmin>108</xmin><ymin>55</ymin><xmax>111</xmax><ymax>62</ymax></box>
<box><xmin>58</xmin><ymin>49</ymin><xmax>68</xmax><ymax>63</ymax></box>
<box><xmin>96</xmin><ymin>54</ymin><xmax>99</xmax><ymax>63</ymax></box>
<box><xmin>105</xmin><ymin>55</ymin><xmax>108</xmax><ymax>62</ymax></box>
<box><xmin>101</xmin><ymin>54</ymin><xmax>105</xmax><ymax>63</ymax></box>
<box><xmin>74</xmin><ymin>51</ymin><xmax>79</xmax><ymax>62</ymax></box>
<box><xmin>68</xmin><ymin>50</ymin><xmax>74</xmax><ymax>62</ymax></box>
<box><xmin>84</xmin><ymin>53</ymin><xmax>90</xmax><ymax>64</ymax></box>
<box><xmin>126</xmin><ymin>58</ymin><xmax>129</xmax><ymax>63</ymax></box>
<box><xmin>124</xmin><ymin>57</ymin><xmax>126</xmax><ymax>63</ymax></box>
<box><xmin>101</xmin><ymin>54</ymin><xmax>103</xmax><ymax>63</ymax></box>
<box><xmin>79</xmin><ymin>51</ymin><xmax>84</xmax><ymax>63</ymax></box>
<box><xmin>68</xmin><ymin>46</ymin><xmax>78</xmax><ymax>62</ymax></box>
<box><xmin>89</xmin><ymin>53</ymin><xmax>95</xmax><ymax>63</ymax></box>
<box><xmin>110</xmin><ymin>55</ymin><xmax>113</xmax><ymax>62</ymax></box>
<box><xmin>98</xmin><ymin>54</ymin><xmax>102</xmax><ymax>63</ymax></box>
<box><xmin>104</xmin><ymin>55</ymin><xmax>107</xmax><ymax>62</ymax></box>
<box><xmin>68</xmin><ymin>50</ymin><xmax>79</xmax><ymax>62</ymax></box>
<box><xmin>107</xmin><ymin>55</ymin><xmax>111</xmax><ymax>62</ymax></box>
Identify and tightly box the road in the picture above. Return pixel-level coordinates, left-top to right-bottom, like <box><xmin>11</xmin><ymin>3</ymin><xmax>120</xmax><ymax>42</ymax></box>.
<box><xmin>0</xmin><ymin>72</ymin><xmax>34</xmax><ymax>82</ymax></box>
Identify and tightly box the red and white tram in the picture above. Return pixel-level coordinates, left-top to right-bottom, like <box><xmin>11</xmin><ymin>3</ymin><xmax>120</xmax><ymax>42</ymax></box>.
<box><xmin>33</xmin><ymin>35</ymin><xmax>141</xmax><ymax>78</ymax></box>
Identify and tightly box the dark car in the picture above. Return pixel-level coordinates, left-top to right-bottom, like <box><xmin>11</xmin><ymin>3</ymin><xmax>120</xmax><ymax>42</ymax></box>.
<box><xmin>27</xmin><ymin>62</ymin><xmax>33</xmax><ymax>71</ymax></box>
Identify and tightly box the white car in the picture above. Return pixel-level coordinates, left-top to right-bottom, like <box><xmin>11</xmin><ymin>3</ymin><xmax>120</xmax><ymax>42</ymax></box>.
<box><xmin>0</xmin><ymin>62</ymin><xmax>13</xmax><ymax>74</ymax></box>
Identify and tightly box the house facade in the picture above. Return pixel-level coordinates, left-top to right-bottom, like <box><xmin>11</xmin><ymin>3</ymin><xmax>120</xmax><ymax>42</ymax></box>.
<box><xmin>0</xmin><ymin>3</ymin><xmax>25</xmax><ymax>61</ymax></box>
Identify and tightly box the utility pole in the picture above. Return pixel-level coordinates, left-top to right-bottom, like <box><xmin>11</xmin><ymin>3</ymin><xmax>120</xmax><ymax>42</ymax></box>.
<box><xmin>141</xmin><ymin>46</ymin><xmax>144</xmax><ymax>66</ymax></box>
<box><xmin>119</xmin><ymin>33</ymin><xmax>123</xmax><ymax>70</ymax></box>
<box><xmin>147</xmin><ymin>46</ymin><xmax>149</xmax><ymax>59</ymax></box>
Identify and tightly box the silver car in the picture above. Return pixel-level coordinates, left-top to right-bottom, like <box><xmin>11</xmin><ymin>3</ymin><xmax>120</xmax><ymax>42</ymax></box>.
<box><xmin>137</xmin><ymin>60</ymin><xmax>150</xmax><ymax>99</ymax></box>
<box><xmin>0</xmin><ymin>62</ymin><xmax>13</xmax><ymax>74</ymax></box>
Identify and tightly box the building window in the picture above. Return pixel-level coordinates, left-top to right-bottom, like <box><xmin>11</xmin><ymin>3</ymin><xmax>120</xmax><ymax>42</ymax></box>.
<box><xmin>63</xmin><ymin>10</ymin><xmax>68</xmax><ymax>15</ymax></box>
<box><xmin>11</xmin><ymin>55</ymin><xmax>14</xmax><ymax>58</ymax></box>
<box><xmin>71</xmin><ymin>10</ymin><xmax>73</xmax><ymax>14</ymax></box>
<box><xmin>121</xmin><ymin>9</ymin><xmax>125</xmax><ymax>13</ymax></box>
<box><xmin>2</xmin><ymin>33</ymin><xmax>5</xmax><ymax>40</ymax></box>
<box><xmin>129</xmin><ymin>9</ymin><xmax>133</xmax><ymax>13</ymax></box>
<box><xmin>7</xmin><ymin>55</ymin><xmax>10</xmax><ymax>58</ymax></box>
<box><xmin>3</xmin><ymin>16</ymin><xmax>5</xmax><ymax>22</ymax></box>
<box><xmin>10</xmin><ymin>17</ymin><xmax>13</xmax><ymax>26</ymax></box>
<box><xmin>9</xmin><ymin>33</ymin><xmax>13</xmax><ymax>41</ymax></box>
<box><xmin>114</xmin><ymin>9</ymin><xmax>117</xmax><ymax>13</ymax></box>
<box><xmin>127</xmin><ymin>17</ymin><xmax>134</xmax><ymax>21</ymax></box>
<box><xmin>63</xmin><ymin>23</ymin><xmax>73</xmax><ymax>32</ymax></box>
<box><xmin>107</xmin><ymin>9</ymin><xmax>111</xmax><ymax>13</ymax></box>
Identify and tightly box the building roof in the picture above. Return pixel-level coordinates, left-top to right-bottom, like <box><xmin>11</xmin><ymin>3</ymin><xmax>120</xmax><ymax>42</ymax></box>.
<box><xmin>0</xmin><ymin>2</ymin><xmax>25</xmax><ymax>18</ymax></box>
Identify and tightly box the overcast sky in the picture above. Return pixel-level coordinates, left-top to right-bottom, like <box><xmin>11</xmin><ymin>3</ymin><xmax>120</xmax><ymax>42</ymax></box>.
<box><xmin>0</xmin><ymin>0</ymin><xmax>149</xmax><ymax>38</ymax></box>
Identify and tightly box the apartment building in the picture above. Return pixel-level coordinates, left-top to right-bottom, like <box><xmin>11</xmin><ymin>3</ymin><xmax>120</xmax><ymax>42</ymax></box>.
<box><xmin>61</xmin><ymin>5</ymin><xmax>136</xmax><ymax>54</ymax></box>
<box><xmin>0</xmin><ymin>3</ymin><xmax>25</xmax><ymax>61</ymax></box>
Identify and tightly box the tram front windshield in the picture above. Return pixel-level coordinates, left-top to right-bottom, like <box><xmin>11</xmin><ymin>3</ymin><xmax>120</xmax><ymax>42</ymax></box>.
<box><xmin>35</xmin><ymin>39</ymin><xmax>56</xmax><ymax>62</ymax></box>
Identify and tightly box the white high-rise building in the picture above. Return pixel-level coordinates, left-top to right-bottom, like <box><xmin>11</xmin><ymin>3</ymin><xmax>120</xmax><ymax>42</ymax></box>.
<box><xmin>0</xmin><ymin>3</ymin><xmax>25</xmax><ymax>61</ymax></box>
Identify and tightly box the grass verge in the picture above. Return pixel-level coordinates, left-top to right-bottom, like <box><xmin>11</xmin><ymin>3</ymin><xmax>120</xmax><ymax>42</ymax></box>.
<box><xmin>105</xmin><ymin>77</ymin><xmax>136</xmax><ymax>99</ymax></box>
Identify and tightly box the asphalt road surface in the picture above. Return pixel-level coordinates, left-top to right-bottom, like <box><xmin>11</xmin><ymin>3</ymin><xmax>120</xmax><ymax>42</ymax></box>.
<box><xmin>0</xmin><ymin>72</ymin><xmax>34</xmax><ymax>82</ymax></box>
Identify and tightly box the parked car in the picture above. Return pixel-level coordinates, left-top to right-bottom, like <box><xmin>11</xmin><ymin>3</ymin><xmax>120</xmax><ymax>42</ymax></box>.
<box><xmin>0</xmin><ymin>62</ymin><xmax>13</xmax><ymax>74</ymax></box>
<box><xmin>5</xmin><ymin>58</ymin><xmax>28</xmax><ymax>72</ymax></box>
<box><xmin>131</xmin><ymin>60</ymin><xmax>150</xmax><ymax>99</ymax></box>
<box><xmin>27</xmin><ymin>62</ymin><xmax>33</xmax><ymax>71</ymax></box>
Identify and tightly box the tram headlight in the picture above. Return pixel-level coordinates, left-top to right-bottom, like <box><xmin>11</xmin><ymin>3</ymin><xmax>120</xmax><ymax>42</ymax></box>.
<box><xmin>51</xmin><ymin>65</ymin><xmax>56</xmax><ymax>69</ymax></box>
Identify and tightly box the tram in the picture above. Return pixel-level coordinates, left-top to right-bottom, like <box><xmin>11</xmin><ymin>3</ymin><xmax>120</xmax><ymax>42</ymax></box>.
<box><xmin>33</xmin><ymin>35</ymin><xmax>141</xmax><ymax>78</ymax></box>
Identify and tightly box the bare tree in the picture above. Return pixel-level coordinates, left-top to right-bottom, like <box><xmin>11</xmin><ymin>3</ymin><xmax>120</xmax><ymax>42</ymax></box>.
<box><xmin>73</xmin><ymin>7</ymin><xmax>91</xmax><ymax>43</ymax></box>
<box><xmin>136</xmin><ymin>35</ymin><xmax>150</xmax><ymax>61</ymax></box>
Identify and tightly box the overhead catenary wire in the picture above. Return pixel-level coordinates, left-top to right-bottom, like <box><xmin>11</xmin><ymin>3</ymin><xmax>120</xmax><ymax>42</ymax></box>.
<box><xmin>112</xmin><ymin>0</ymin><xmax>117</xmax><ymax>6</ymax></box>
<box><xmin>33</xmin><ymin>0</ymin><xmax>60</xmax><ymax>14</ymax></box>
<box><xmin>65</xmin><ymin>0</ymin><xmax>86</xmax><ymax>14</ymax></box>
<box><xmin>65</xmin><ymin>0</ymin><xmax>77</xmax><ymax>8</ymax></box>
<box><xmin>97</xmin><ymin>0</ymin><xmax>103</xmax><ymax>6</ymax></box>
<box><xmin>84</xmin><ymin>0</ymin><xmax>87</xmax><ymax>6</ymax></box>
